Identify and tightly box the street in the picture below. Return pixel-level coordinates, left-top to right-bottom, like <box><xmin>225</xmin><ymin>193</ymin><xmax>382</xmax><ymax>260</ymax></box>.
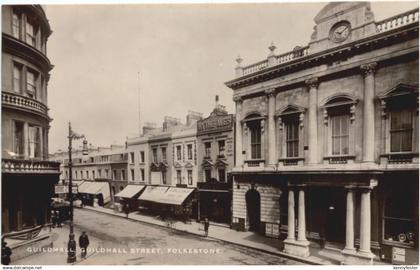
<box><xmin>15</xmin><ymin>209</ymin><xmax>302</xmax><ymax>265</ymax></box>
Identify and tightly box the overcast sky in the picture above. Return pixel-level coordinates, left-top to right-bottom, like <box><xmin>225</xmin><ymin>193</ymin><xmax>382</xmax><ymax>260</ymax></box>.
<box><xmin>46</xmin><ymin>1</ymin><xmax>419</xmax><ymax>153</ymax></box>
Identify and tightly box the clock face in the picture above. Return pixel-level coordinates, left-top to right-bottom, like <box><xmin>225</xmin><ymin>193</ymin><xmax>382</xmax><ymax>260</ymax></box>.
<box><xmin>330</xmin><ymin>22</ymin><xmax>351</xmax><ymax>43</ymax></box>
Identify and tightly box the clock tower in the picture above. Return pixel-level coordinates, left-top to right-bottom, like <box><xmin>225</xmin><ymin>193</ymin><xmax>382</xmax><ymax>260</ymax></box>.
<box><xmin>309</xmin><ymin>2</ymin><xmax>377</xmax><ymax>54</ymax></box>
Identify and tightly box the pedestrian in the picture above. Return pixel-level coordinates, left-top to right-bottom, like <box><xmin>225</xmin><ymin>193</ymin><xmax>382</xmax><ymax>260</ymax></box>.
<box><xmin>78</xmin><ymin>231</ymin><xmax>90</xmax><ymax>259</ymax></box>
<box><xmin>124</xmin><ymin>202</ymin><xmax>129</xmax><ymax>218</ymax></box>
<box><xmin>50</xmin><ymin>210</ymin><xmax>56</xmax><ymax>228</ymax></box>
<box><xmin>56</xmin><ymin>210</ymin><xmax>62</xmax><ymax>228</ymax></box>
<box><xmin>204</xmin><ymin>217</ymin><xmax>210</xmax><ymax>237</ymax></box>
<box><xmin>1</xmin><ymin>240</ymin><xmax>12</xmax><ymax>265</ymax></box>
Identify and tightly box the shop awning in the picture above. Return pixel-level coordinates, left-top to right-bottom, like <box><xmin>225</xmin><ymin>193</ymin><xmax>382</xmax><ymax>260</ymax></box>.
<box><xmin>115</xmin><ymin>185</ymin><xmax>146</xmax><ymax>199</ymax></box>
<box><xmin>157</xmin><ymin>187</ymin><xmax>195</xmax><ymax>205</ymax></box>
<box><xmin>138</xmin><ymin>186</ymin><xmax>168</xmax><ymax>202</ymax></box>
<box><xmin>78</xmin><ymin>181</ymin><xmax>111</xmax><ymax>203</ymax></box>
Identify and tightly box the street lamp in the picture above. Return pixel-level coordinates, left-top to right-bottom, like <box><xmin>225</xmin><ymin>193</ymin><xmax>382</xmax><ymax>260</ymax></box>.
<box><xmin>67</xmin><ymin>122</ymin><xmax>87</xmax><ymax>263</ymax></box>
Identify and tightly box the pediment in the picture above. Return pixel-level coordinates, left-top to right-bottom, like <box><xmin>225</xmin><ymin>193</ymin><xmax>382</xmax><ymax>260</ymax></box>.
<box><xmin>185</xmin><ymin>161</ymin><xmax>194</xmax><ymax>168</ymax></box>
<box><xmin>378</xmin><ymin>83</ymin><xmax>419</xmax><ymax>100</ymax></box>
<box><xmin>201</xmin><ymin>159</ymin><xmax>214</xmax><ymax>168</ymax></box>
<box><xmin>314</xmin><ymin>2</ymin><xmax>369</xmax><ymax>24</ymax></box>
<box><xmin>276</xmin><ymin>104</ymin><xmax>306</xmax><ymax>116</ymax></box>
<box><xmin>174</xmin><ymin>161</ymin><xmax>183</xmax><ymax>168</ymax></box>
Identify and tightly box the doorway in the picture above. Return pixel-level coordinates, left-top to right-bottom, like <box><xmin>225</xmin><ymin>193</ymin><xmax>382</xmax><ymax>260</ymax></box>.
<box><xmin>246</xmin><ymin>189</ymin><xmax>261</xmax><ymax>232</ymax></box>
<box><xmin>325</xmin><ymin>187</ymin><xmax>346</xmax><ymax>245</ymax></box>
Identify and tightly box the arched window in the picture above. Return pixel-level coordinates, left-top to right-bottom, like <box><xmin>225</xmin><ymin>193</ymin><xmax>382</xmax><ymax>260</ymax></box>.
<box><xmin>322</xmin><ymin>95</ymin><xmax>357</xmax><ymax>164</ymax></box>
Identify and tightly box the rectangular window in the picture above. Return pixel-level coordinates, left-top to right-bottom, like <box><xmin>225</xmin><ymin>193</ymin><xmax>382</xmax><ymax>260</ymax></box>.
<box><xmin>187</xmin><ymin>170</ymin><xmax>193</xmax><ymax>185</ymax></box>
<box><xmin>152</xmin><ymin>148</ymin><xmax>158</xmax><ymax>163</ymax></box>
<box><xmin>162</xmin><ymin>171</ymin><xmax>167</xmax><ymax>185</ymax></box>
<box><xmin>176</xmin><ymin>170</ymin><xmax>182</xmax><ymax>184</ymax></box>
<box><xmin>140</xmin><ymin>151</ymin><xmax>145</xmax><ymax>163</ymax></box>
<box><xmin>390</xmin><ymin>110</ymin><xmax>413</xmax><ymax>152</ymax></box>
<box><xmin>92</xmin><ymin>170</ymin><xmax>95</xmax><ymax>179</ymax></box>
<box><xmin>75</xmin><ymin>171</ymin><xmax>78</xmax><ymax>179</ymax></box>
<box><xmin>26</xmin><ymin>70</ymin><xmax>37</xmax><ymax>98</ymax></box>
<box><xmin>87</xmin><ymin>171</ymin><xmax>90</xmax><ymax>179</ymax></box>
<box><xmin>176</xmin><ymin>145</ymin><xmax>182</xmax><ymax>161</ymax></box>
<box><xmin>131</xmin><ymin>169</ymin><xmax>135</xmax><ymax>181</ymax></box>
<box><xmin>14</xmin><ymin>121</ymin><xmax>24</xmax><ymax>157</ymax></box>
<box><xmin>161</xmin><ymin>147</ymin><xmax>167</xmax><ymax>162</ymax></box>
<box><xmin>331</xmin><ymin>114</ymin><xmax>349</xmax><ymax>155</ymax></box>
<box><xmin>121</xmin><ymin>170</ymin><xmax>125</xmax><ymax>180</ymax></box>
<box><xmin>81</xmin><ymin>171</ymin><xmax>84</xmax><ymax>179</ymax></box>
<box><xmin>285</xmin><ymin>120</ymin><xmax>299</xmax><ymax>158</ymax></box>
<box><xmin>218</xmin><ymin>169</ymin><xmax>226</xmax><ymax>182</ymax></box>
<box><xmin>28</xmin><ymin>125</ymin><xmax>41</xmax><ymax>158</ymax></box>
<box><xmin>218</xmin><ymin>140</ymin><xmax>225</xmax><ymax>156</ymax></box>
<box><xmin>105</xmin><ymin>169</ymin><xmax>109</xmax><ymax>178</ymax></box>
<box><xmin>187</xmin><ymin>144</ymin><xmax>193</xmax><ymax>160</ymax></box>
<box><xmin>25</xmin><ymin>21</ymin><xmax>36</xmax><ymax>46</ymax></box>
<box><xmin>113</xmin><ymin>170</ymin><xmax>117</xmax><ymax>180</ymax></box>
<box><xmin>13</xmin><ymin>64</ymin><xmax>22</xmax><ymax>93</ymax></box>
<box><xmin>12</xmin><ymin>12</ymin><xmax>20</xmax><ymax>38</ymax></box>
<box><xmin>130</xmin><ymin>152</ymin><xmax>134</xmax><ymax>163</ymax></box>
<box><xmin>250</xmin><ymin>123</ymin><xmax>262</xmax><ymax>159</ymax></box>
<box><xmin>205</xmin><ymin>169</ymin><xmax>211</xmax><ymax>182</ymax></box>
<box><xmin>140</xmin><ymin>169</ymin><xmax>145</xmax><ymax>181</ymax></box>
<box><xmin>205</xmin><ymin>142</ymin><xmax>211</xmax><ymax>158</ymax></box>
<box><xmin>98</xmin><ymin>169</ymin><xmax>102</xmax><ymax>178</ymax></box>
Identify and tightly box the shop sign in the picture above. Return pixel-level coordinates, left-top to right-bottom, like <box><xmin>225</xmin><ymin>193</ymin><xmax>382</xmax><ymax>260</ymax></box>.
<box><xmin>392</xmin><ymin>247</ymin><xmax>406</xmax><ymax>263</ymax></box>
<box><xmin>197</xmin><ymin>115</ymin><xmax>233</xmax><ymax>135</ymax></box>
<box><xmin>55</xmin><ymin>184</ymin><xmax>78</xmax><ymax>194</ymax></box>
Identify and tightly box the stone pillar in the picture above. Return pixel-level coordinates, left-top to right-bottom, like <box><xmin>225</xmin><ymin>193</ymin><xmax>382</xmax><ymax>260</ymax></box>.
<box><xmin>343</xmin><ymin>187</ymin><xmax>356</xmax><ymax>253</ymax></box>
<box><xmin>297</xmin><ymin>188</ymin><xmax>308</xmax><ymax>243</ymax></box>
<box><xmin>266</xmin><ymin>88</ymin><xmax>276</xmax><ymax>166</ymax></box>
<box><xmin>234</xmin><ymin>96</ymin><xmax>243</xmax><ymax>167</ymax></box>
<box><xmin>306</xmin><ymin>78</ymin><xmax>319</xmax><ymax>164</ymax></box>
<box><xmin>360</xmin><ymin>62</ymin><xmax>377</xmax><ymax>163</ymax></box>
<box><xmin>358</xmin><ymin>188</ymin><xmax>374</xmax><ymax>259</ymax></box>
<box><xmin>286</xmin><ymin>189</ymin><xmax>295</xmax><ymax>241</ymax></box>
<box><xmin>284</xmin><ymin>186</ymin><xmax>310</xmax><ymax>257</ymax></box>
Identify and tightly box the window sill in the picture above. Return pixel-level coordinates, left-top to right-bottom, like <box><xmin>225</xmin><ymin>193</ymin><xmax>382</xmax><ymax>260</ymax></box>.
<box><xmin>244</xmin><ymin>159</ymin><xmax>265</xmax><ymax>167</ymax></box>
<box><xmin>382</xmin><ymin>239</ymin><xmax>415</xmax><ymax>249</ymax></box>
<box><xmin>323</xmin><ymin>155</ymin><xmax>356</xmax><ymax>164</ymax></box>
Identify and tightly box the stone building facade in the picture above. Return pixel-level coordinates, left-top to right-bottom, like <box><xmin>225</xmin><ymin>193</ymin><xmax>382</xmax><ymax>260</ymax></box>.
<box><xmin>225</xmin><ymin>2</ymin><xmax>418</xmax><ymax>264</ymax></box>
<box><xmin>1</xmin><ymin>5</ymin><xmax>60</xmax><ymax>236</ymax></box>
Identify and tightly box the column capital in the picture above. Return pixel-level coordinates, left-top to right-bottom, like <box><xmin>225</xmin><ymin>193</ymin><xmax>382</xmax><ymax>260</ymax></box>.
<box><xmin>305</xmin><ymin>77</ymin><xmax>319</xmax><ymax>88</ymax></box>
<box><xmin>264</xmin><ymin>88</ymin><xmax>276</xmax><ymax>97</ymax></box>
<box><xmin>233</xmin><ymin>96</ymin><xmax>243</xmax><ymax>103</ymax></box>
<box><xmin>360</xmin><ymin>62</ymin><xmax>377</xmax><ymax>76</ymax></box>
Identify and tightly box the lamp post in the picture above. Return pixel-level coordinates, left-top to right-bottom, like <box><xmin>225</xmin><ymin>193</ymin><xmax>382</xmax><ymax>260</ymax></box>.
<box><xmin>67</xmin><ymin>122</ymin><xmax>87</xmax><ymax>263</ymax></box>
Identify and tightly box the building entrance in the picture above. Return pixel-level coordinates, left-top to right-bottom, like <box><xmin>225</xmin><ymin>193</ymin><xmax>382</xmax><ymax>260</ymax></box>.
<box><xmin>246</xmin><ymin>189</ymin><xmax>260</xmax><ymax>232</ymax></box>
<box><xmin>324</xmin><ymin>187</ymin><xmax>346</xmax><ymax>245</ymax></box>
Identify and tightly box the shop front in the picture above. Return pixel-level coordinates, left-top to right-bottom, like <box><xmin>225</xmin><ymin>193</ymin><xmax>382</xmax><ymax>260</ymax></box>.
<box><xmin>78</xmin><ymin>181</ymin><xmax>111</xmax><ymax>207</ymax></box>
<box><xmin>114</xmin><ymin>184</ymin><xmax>146</xmax><ymax>212</ymax></box>
<box><xmin>197</xmin><ymin>180</ymin><xmax>231</xmax><ymax>224</ymax></box>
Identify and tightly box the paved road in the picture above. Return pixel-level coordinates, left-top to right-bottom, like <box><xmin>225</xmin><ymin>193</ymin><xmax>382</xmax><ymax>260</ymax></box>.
<box><xmin>72</xmin><ymin>209</ymin><xmax>302</xmax><ymax>265</ymax></box>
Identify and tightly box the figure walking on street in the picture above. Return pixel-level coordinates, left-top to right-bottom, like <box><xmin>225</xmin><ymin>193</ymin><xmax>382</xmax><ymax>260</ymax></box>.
<box><xmin>1</xmin><ymin>240</ymin><xmax>12</xmax><ymax>265</ymax></box>
<box><xmin>124</xmin><ymin>202</ymin><xmax>129</xmax><ymax>218</ymax></box>
<box><xmin>204</xmin><ymin>218</ymin><xmax>210</xmax><ymax>237</ymax></box>
<box><xmin>78</xmin><ymin>231</ymin><xmax>90</xmax><ymax>259</ymax></box>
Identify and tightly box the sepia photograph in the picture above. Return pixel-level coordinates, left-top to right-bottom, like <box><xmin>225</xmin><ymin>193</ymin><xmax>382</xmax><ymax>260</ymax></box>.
<box><xmin>1</xmin><ymin>0</ymin><xmax>419</xmax><ymax>267</ymax></box>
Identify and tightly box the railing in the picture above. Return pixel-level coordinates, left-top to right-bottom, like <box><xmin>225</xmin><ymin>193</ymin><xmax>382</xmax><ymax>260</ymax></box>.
<box><xmin>2</xmin><ymin>92</ymin><xmax>48</xmax><ymax>116</ymax></box>
<box><xmin>381</xmin><ymin>153</ymin><xmax>418</xmax><ymax>164</ymax></box>
<box><xmin>242</xmin><ymin>46</ymin><xmax>310</xmax><ymax>76</ymax></box>
<box><xmin>244</xmin><ymin>159</ymin><xmax>265</xmax><ymax>167</ymax></box>
<box><xmin>376</xmin><ymin>8</ymin><xmax>419</xmax><ymax>33</ymax></box>
<box><xmin>2</xmin><ymin>158</ymin><xmax>60</xmax><ymax>173</ymax></box>
<box><xmin>323</xmin><ymin>155</ymin><xmax>356</xmax><ymax>165</ymax></box>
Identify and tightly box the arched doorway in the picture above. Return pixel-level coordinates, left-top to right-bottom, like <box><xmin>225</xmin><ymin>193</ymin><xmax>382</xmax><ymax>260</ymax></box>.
<box><xmin>246</xmin><ymin>189</ymin><xmax>261</xmax><ymax>232</ymax></box>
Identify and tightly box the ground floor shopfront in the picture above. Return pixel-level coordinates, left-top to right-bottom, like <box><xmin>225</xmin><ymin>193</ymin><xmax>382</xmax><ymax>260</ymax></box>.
<box><xmin>1</xmin><ymin>172</ymin><xmax>59</xmax><ymax>234</ymax></box>
<box><xmin>231</xmin><ymin>170</ymin><xmax>418</xmax><ymax>264</ymax></box>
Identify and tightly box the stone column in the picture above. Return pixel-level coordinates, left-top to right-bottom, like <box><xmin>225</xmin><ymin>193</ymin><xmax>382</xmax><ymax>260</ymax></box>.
<box><xmin>306</xmin><ymin>78</ymin><xmax>319</xmax><ymax>164</ymax></box>
<box><xmin>266</xmin><ymin>88</ymin><xmax>276</xmax><ymax>165</ymax></box>
<box><xmin>358</xmin><ymin>188</ymin><xmax>374</xmax><ymax>258</ymax></box>
<box><xmin>343</xmin><ymin>187</ymin><xmax>356</xmax><ymax>253</ymax></box>
<box><xmin>297</xmin><ymin>188</ymin><xmax>308</xmax><ymax>243</ymax></box>
<box><xmin>234</xmin><ymin>96</ymin><xmax>243</xmax><ymax>167</ymax></box>
<box><xmin>286</xmin><ymin>189</ymin><xmax>296</xmax><ymax>241</ymax></box>
<box><xmin>360</xmin><ymin>62</ymin><xmax>377</xmax><ymax>163</ymax></box>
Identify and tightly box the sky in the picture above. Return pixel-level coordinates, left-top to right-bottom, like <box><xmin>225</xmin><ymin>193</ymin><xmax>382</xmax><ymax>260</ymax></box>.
<box><xmin>45</xmin><ymin>1</ymin><xmax>419</xmax><ymax>153</ymax></box>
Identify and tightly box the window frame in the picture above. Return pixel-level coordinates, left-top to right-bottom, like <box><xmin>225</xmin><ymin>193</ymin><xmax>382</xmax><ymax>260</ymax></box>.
<box><xmin>25</xmin><ymin>20</ymin><xmax>36</xmax><ymax>47</ymax></box>
<box><xmin>26</xmin><ymin>69</ymin><xmax>37</xmax><ymax>99</ymax></box>
<box><xmin>187</xmin><ymin>170</ymin><xmax>193</xmax><ymax>185</ymax></box>
<box><xmin>204</xmin><ymin>142</ymin><xmax>211</xmax><ymax>158</ymax></box>
<box><xmin>187</xmin><ymin>144</ymin><xmax>193</xmax><ymax>160</ymax></box>
<box><xmin>13</xmin><ymin>63</ymin><xmax>22</xmax><ymax>93</ymax></box>
<box><xmin>176</xmin><ymin>170</ymin><xmax>182</xmax><ymax>184</ymax></box>
<box><xmin>12</xmin><ymin>12</ymin><xmax>20</xmax><ymax>39</ymax></box>
<box><xmin>28</xmin><ymin>125</ymin><xmax>42</xmax><ymax>159</ymax></box>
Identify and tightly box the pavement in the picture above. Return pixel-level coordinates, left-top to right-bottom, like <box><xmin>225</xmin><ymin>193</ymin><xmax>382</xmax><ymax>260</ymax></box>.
<box><xmin>81</xmin><ymin>205</ymin><xmax>336</xmax><ymax>265</ymax></box>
